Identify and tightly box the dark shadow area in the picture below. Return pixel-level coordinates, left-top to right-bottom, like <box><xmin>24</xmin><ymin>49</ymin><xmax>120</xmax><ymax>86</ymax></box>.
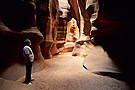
<box><xmin>94</xmin><ymin>72</ymin><xmax>135</xmax><ymax>84</ymax></box>
<box><xmin>0</xmin><ymin>0</ymin><xmax>36</xmax><ymax>30</ymax></box>
<box><xmin>94</xmin><ymin>72</ymin><xmax>135</xmax><ymax>90</ymax></box>
<box><xmin>0</xmin><ymin>36</ymin><xmax>26</xmax><ymax>73</ymax></box>
<box><xmin>92</xmin><ymin>0</ymin><xmax>135</xmax><ymax>86</ymax></box>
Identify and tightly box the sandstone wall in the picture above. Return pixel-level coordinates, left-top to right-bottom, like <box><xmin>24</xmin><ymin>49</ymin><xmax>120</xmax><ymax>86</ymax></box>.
<box><xmin>92</xmin><ymin>0</ymin><xmax>134</xmax><ymax>76</ymax></box>
<box><xmin>0</xmin><ymin>0</ymin><xmax>44</xmax><ymax>80</ymax></box>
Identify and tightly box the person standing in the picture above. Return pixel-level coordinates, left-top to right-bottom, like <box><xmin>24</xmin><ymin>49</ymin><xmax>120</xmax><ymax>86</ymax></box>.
<box><xmin>23</xmin><ymin>39</ymin><xmax>34</xmax><ymax>85</ymax></box>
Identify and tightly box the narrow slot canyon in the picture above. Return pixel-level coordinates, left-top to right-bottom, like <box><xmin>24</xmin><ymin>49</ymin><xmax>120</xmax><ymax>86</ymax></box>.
<box><xmin>0</xmin><ymin>0</ymin><xmax>134</xmax><ymax>90</ymax></box>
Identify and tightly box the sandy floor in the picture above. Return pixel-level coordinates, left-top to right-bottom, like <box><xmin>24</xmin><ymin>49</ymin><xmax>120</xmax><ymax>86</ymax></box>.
<box><xmin>84</xmin><ymin>46</ymin><xmax>121</xmax><ymax>73</ymax></box>
<box><xmin>0</xmin><ymin>48</ymin><xmax>132</xmax><ymax>90</ymax></box>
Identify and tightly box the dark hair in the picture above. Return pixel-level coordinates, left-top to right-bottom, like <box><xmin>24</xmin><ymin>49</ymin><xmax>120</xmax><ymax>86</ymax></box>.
<box><xmin>24</xmin><ymin>39</ymin><xmax>31</xmax><ymax>46</ymax></box>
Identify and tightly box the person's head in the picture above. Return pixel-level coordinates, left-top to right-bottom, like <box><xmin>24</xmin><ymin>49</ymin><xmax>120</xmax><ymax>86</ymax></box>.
<box><xmin>24</xmin><ymin>39</ymin><xmax>31</xmax><ymax>46</ymax></box>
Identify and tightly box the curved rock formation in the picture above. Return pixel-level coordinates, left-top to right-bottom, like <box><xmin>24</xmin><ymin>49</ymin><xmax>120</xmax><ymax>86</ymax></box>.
<box><xmin>0</xmin><ymin>0</ymin><xmax>44</xmax><ymax>80</ymax></box>
<box><xmin>37</xmin><ymin>0</ymin><xmax>61</xmax><ymax>59</ymax></box>
<box><xmin>67</xmin><ymin>0</ymin><xmax>98</xmax><ymax>56</ymax></box>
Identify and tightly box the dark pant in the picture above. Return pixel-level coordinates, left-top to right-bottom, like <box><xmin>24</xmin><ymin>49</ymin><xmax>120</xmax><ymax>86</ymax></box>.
<box><xmin>24</xmin><ymin>62</ymin><xmax>32</xmax><ymax>84</ymax></box>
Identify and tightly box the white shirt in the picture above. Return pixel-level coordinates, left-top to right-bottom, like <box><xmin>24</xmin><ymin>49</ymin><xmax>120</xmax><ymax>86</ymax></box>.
<box><xmin>23</xmin><ymin>46</ymin><xmax>34</xmax><ymax>63</ymax></box>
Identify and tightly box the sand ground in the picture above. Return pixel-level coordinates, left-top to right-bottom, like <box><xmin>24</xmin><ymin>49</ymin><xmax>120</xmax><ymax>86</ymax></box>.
<box><xmin>0</xmin><ymin>46</ymin><xmax>132</xmax><ymax>90</ymax></box>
